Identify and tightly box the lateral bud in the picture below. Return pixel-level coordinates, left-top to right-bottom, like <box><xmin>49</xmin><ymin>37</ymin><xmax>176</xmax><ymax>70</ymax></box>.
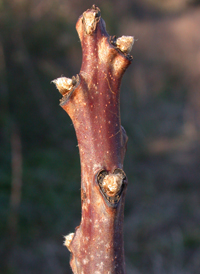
<box><xmin>102</xmin><ymin>173</ymin><xmax>124</xmax><ymax>197</ymax></box>
<box><xmin>52</xmin><ymin>76</ymin><xmax>76</xmax><ymax>96</ymax></box>
<box><xmin>116</xmin><ymin>36</ymin><xmax>134</xmax><ymax>54</ymax></box>
<box><xmin>64</xmin><ymin>233</ymin><xmax>74</xmax><ymax>252</ymax></box>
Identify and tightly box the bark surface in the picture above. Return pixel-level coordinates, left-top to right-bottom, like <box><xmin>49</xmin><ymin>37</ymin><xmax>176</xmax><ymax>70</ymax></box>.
<box><xmin>53</xmin><ymin>5</ymin><xmax>133</xmax><ymax>274</ymax></box>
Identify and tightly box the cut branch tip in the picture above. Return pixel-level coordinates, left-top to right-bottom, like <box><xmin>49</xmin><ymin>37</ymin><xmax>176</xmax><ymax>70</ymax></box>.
<box><xmin>83</xmin><ymin>6</ymin><xmax>101</xmax><ymax>35</ymax></box>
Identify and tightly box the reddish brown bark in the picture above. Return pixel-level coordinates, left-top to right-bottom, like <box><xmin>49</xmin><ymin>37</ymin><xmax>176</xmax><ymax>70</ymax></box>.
<box><xmin>53</xmin><ymin>5</ymin><xmax>133</xmax><ymax>274</ymax></box>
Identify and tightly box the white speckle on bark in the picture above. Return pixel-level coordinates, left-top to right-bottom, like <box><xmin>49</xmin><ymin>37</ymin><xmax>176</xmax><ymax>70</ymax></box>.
<box><xmin>93</xmin><ymin>163</ymin><xmax>102</xmax><ymax>173</ymax></box>
<box><xmin>90</xmin><ymin>255</ymin><xmax>94</xmax><ymax>260</ymax></box>
<box><xmin>96</xmin><ymin>262</ymin><xmax>104</xmax><ymax>270</ymax></box>
<box><xmin>83</xmin><ymin>258</ymin><xmax>89</xmax><ymax>265</ymax></box>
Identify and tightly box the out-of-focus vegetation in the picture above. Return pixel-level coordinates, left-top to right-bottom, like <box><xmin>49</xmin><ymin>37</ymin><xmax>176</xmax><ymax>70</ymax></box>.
<box><xmin>0</xmin><ymin>0</ymin><xmax>200</xmax><ymax>273</ymax></box>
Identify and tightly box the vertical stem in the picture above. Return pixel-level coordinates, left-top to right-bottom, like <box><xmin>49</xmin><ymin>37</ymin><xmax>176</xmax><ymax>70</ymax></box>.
<box><xmin>8</xmin><ymin>125</ymin><xmax>23</xmax><ymax>238</ymax></box>
<box><xmin>53</xmin><ymin>5</ymin><xmax>134</xmax><ymax>274</ymax></box>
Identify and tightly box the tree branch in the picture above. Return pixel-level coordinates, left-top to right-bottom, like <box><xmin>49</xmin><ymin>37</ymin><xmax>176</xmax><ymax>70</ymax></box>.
<box><xmin>53</xmin><ymin>5</ymin><xmax>133</xmax><ymax>274</ymax></box>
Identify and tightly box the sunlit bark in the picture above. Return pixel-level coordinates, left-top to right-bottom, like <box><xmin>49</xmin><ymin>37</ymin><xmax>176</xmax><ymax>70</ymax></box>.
<box><xmin>53</xmin><ymin>5</ymin><xmax>133</xmax><ymax>273</ymax></box>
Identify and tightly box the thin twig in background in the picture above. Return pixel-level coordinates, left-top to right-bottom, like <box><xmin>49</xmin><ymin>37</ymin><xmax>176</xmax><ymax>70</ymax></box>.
<box><xmin>8</xmin><ymin>125</ymin><xmax>23</xmax><ymax>239</ymax></box>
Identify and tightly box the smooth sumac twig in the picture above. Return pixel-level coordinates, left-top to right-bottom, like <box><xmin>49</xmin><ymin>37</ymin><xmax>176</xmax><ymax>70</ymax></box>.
<box><xmin>53</xmin><ymin>5</ymin><xmax>133</xmax><ymax>274</ymax></box>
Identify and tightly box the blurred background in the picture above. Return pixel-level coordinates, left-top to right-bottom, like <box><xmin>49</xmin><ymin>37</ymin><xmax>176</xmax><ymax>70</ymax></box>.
<box><xmin>0</xmin><ymin>0</ymin><xmax>200</xmax><ymax>273</ymax></box>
